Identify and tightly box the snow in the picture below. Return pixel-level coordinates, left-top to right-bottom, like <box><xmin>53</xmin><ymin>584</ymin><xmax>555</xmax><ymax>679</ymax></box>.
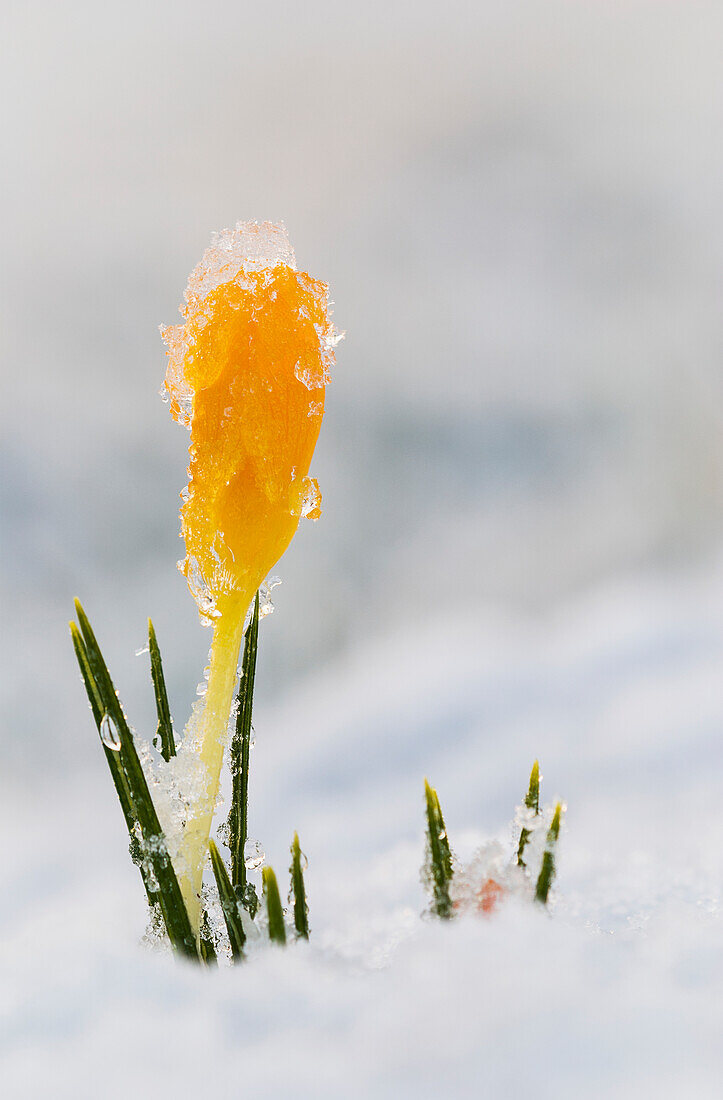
<box><xmin>3</xmin><ymin>555</ymin><xmax>723</xmax><ymax>1096</ymax></box>
<box><xmin>6</xmin><ymin>905</ymin><xmax>721</xmax><ymax>1098</ymax></box>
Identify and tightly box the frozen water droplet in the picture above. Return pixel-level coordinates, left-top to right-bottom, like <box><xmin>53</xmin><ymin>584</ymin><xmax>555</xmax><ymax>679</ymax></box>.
<box><xmin>249</xmin><ymin>737</ymin><xmax>256</xmax><ymax>750</ymax></box>
<box><xmin>257</xmin><ymin>579</ymin><xmax>280</xmax><ymax>620</ymax></box>
<box><xmin>176</xmin><ymin>393</ymin><xmax>193</xmax><ymax>429</ymax></box>
<box><xmin>196</xmin><ymin>681</ymin><xmax>208</xmax><ymax>697</ymax></box>
<box><xmin>99</xmin><ymin>712</ymin><xmax>121</xmax><ymax>751</ymax></box>
<box><xmin>244</xmin><ymin>839</ymin><xmax>265</xmax><ymax>870</ymax></box>
<box><xmin>294</xmin><ymin>358</ymin><xmax>324</xmax><ymax>390</ymax></box>
<box><xmin>438</xmin><ymin>829</ymin><xmax>447</xmax><ymax>841</ymax></box>
<box><xmin>300</xmin><ymin>476</ymin><xmax>322</xmax><ymax>520</ymax></box>
<box><xmin>307</xmin><ymin>400</ymin><xmax>323</xmax><ymax>418</ymax></box>
<box><xmin>242</xmin><ymin>882</ymin><xmax>259</xmax><ymax>918</ymax></box>
<box><xmin>135</xmin><ymin>645</ymin><xmax>149</xmax><ymax>657</ymax></box>
<box><xmin>184</xmin><ymin>554</ymin><xmax>219</xmax><ymax>623</ymax></box>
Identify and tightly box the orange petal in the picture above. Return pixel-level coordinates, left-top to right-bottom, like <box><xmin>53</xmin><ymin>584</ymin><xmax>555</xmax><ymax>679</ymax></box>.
<box><xmin>161</xmin><ymin>222</ymin><xmax>339</xmax><ymax>620</ymax></box>
<box><xmin>477</xmin><ymin>877</ymin><xmax>505</xmax><ymax>914</ymax></box>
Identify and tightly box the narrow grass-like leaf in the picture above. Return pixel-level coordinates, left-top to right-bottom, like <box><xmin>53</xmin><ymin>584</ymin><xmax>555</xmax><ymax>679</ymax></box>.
<box><xmin>289</xmin><ymin>832</ymin><xmax>309</xmax><ymax>940</ymax></box>
<box><xmin>433</xmin><ymin>788</ymin><xmax>453</xmax><ymax>879</ymax></box>
<box><xmin>148</xmin><ymin>618</ymin><xmax>175</xmax><ymax>762</ymax></box>
<box><xmin>199</xmin><ymin>907</ymin><xmax>218</xmax><ymax>966</ymax></box>
<box><xmin>228</xmin><ymin>592</ymin><xmax>259</xmax><ymax>902</ymax></box>
<box><xmin>263</xmin><ymin>866</ymin><xmax>287</xmax><ymax>945</ymax></box>
<box><xmin>74</xmin><ymin>600</ymin><xmax>198</xmax><ymax>960</ymax></box>
<box><xmin>517</xmin><ymin>759</ymin><xmax>540</xmax><ymax>867</ymax></box>
<box><xmin>209</xmin><ymin>839</ymin><xmax>246</xmax><ymax>961</ymax></box>
<box><xmin>70</xmin><ymin>621</ymin><xmax>162</xmax><ymax>909</ymax></box>
<box><xmin>107</xmin><ymin>727</ymin><xmax>197</xmax><ymax>957</ymax></box>
<box><xmin>199</xmin><ymin>936</ymin><xmax>217</xmax><ymax>966</ymax></box>
<box><xmin>535</xmin><ymin>801</ymin><xmax>563</xmax><ymax>904</ymax></box>
<box><xmin>424</xmin><ymin>779</ymin><xmax>454</xmax><ymax>919</ymax></box>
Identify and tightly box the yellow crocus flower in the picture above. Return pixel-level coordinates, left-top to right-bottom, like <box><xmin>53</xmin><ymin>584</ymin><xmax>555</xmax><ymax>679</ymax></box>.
<box><xmin>161</xmin><ymin>221</ymin><xmax>340</xmax><ymax>935</ymax></box>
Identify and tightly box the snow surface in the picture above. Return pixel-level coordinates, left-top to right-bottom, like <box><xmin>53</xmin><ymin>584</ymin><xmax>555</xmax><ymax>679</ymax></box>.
<box><xmin>3</xmin><ymin>554</ymin><xmax>723</xmax><ymax>1097</ymax></box>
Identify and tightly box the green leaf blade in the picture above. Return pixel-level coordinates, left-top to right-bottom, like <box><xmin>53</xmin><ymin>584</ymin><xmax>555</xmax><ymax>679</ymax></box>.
<box><xmin>209</xmin><ymin>840</ymin><xmax>246</xmax><ymax>962</ymax></box>
<box><xmin>424</xmin><ymin>779</ymin><xmax>454</xmax><ymax>920</ymax></box>
<box><xmin>535</xmin><ymin>801</ymin><xmax>563</xmax><ymax>905</ymax></box>
<box><xmin>70</xmin><ymin>621</ymin><xmax>160</xmax><ymax>908</ymax></box>
<box><xmin>290</xmin><ymin>832</ymin><xmax>309</xmax><ymax>940</ymax></box>
<box><xmin>517</xmin><ymin>759</ymin><xmax>541</xmax><ymax>867</ymax></box>
<box><xmin>228</xmin><ymin>592</ymin><xmax>260</xmax><ymax>898</ymax></box>
<box><xmin>73</xmin><ymin>600</ymin><xmax>199</xmax><ymax>961</ymax></box>
<box><xmin>262</xmin><ymin>866</ymin><xmax>287</xmax><ymax>945</ymax></box>
<box><xmin>148</xmin><ymin>618</ymin><xmax>175</xmax><ymax>761</ymax></box>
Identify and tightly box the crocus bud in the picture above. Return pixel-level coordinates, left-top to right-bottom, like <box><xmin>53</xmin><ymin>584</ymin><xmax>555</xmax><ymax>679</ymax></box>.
<box><xmin>162</xmin><ymin>220</ymin><xmax>341</xmax><ymax>625</ymax></box>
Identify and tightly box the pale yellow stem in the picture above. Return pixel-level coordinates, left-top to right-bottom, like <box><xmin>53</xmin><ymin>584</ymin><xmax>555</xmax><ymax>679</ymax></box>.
<box><xmin>176</xmin><ymin>592</ymin><xmax>250</xmax><ymax>937</ymax></box>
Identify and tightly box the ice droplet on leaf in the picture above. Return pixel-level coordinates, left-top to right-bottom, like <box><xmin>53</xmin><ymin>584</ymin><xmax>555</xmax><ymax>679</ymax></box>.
<box><xmin>244</xmin><ymin>839</ymin><xmax>265</xmax><ymax>870</ymax></box>
<box><xmin>99</xmin><ymin>712</ymin><xmax>121</xmax><ymax>751</ymax></box>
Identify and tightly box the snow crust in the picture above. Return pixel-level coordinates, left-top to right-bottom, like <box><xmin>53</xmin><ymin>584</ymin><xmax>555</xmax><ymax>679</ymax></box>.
<box><xmin>185</xmin><ymin>221</ymin><xmax>297</xmax><ymax>307</ymax></box>
<box><xmin>160</xmin><ymin>220</ymin><xmax>298</xmax><ymax>431</ymax></box>
<box><xmin>4</xmin><ymin>556</ymin><xmax>723</xmax><ymax>1097</ymax></box>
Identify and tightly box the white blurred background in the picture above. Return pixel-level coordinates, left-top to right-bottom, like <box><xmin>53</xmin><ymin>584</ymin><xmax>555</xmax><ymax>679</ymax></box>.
<box><xmin>4</xmin><ymin>0</ymin><xmax>723</xmax><ymax>772</ymax></box>
<box><xmin>2</xmin><ymin>3</ymin><xmax>723</xmax><ymax>1095</ymax></box>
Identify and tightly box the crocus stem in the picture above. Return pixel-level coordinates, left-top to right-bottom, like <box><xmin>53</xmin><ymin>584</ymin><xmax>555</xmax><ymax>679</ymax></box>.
<box><xmin>176</xmin><ymin>592</ymin><xmax>250</xmax><ymax>937</ymax></box>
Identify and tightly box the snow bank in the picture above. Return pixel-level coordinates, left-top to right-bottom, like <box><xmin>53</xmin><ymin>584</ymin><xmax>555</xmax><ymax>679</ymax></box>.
<box><xmin>3</xmin><ymin>554</ymin><xmax>723</xmax><ymax>1097</ymax></box>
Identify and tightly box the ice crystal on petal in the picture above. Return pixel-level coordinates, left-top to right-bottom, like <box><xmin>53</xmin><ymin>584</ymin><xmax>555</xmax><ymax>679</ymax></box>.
<box><xmin>300</xmin><ymin>476</ymin><xmax>322</xmax><ymax>520</ymax></box>
<box><xmin>294</xmin><ymin>358</ymin><xmax>325</xmax><ymax>390</ymax></box>
<box><xmin>185</xmin><ymin>221</ymin><xmax>296</xmax><ymax>309</ymax></box>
